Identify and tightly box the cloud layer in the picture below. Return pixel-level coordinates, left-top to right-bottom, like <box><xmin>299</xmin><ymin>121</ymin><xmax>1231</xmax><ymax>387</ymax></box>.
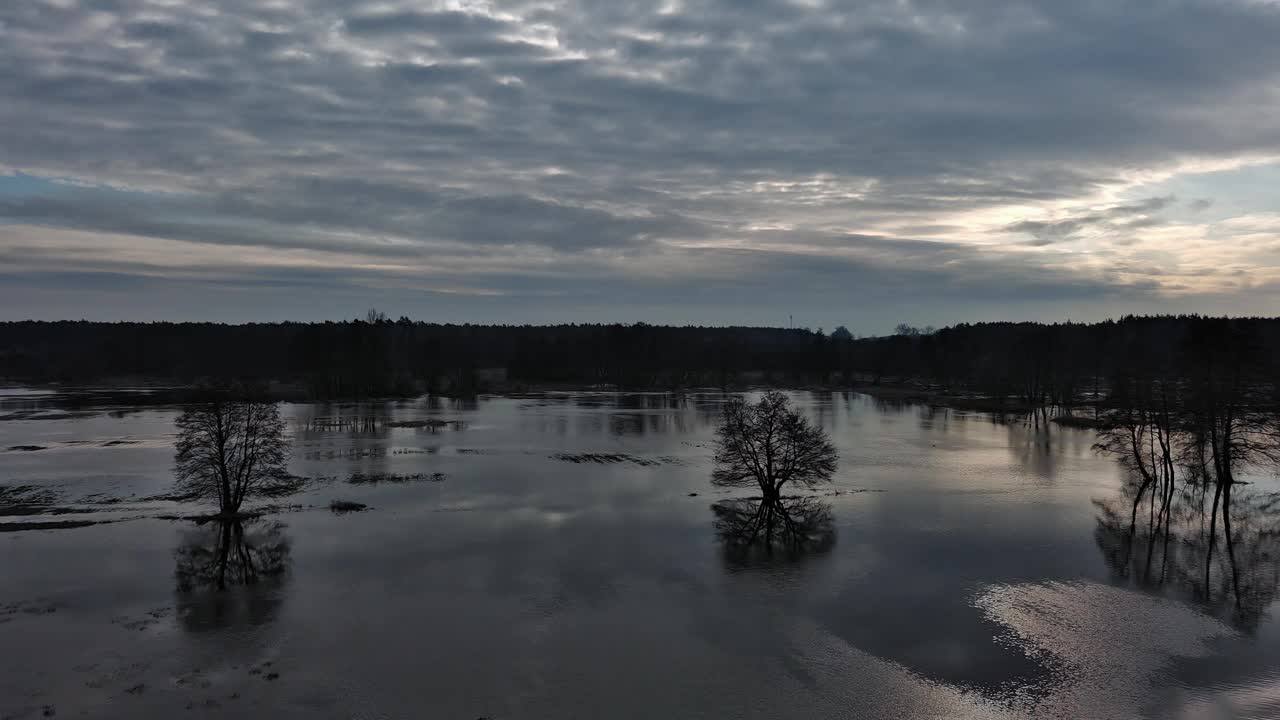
<box><xmin>2</xmin><ymin>0</ymin><xmax>1279</xmax><ymax>328</ymax></box>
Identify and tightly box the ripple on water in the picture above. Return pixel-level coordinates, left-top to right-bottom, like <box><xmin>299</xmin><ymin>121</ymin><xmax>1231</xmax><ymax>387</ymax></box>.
<box><xmin>974</xmin><ymin>580</ymin><xmax>1239</xmax><ymax>719</ymax></box>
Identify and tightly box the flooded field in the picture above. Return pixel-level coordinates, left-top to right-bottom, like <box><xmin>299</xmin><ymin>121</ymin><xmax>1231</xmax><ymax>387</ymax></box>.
<box><xmin>2</xmin><ymin>389</ymin><xmax>1278</xmax><ymax>719</ymax></box>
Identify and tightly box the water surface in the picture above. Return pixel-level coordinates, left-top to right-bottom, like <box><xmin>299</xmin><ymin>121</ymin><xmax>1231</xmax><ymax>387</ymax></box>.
<box><xmin>2</xmin><ymin>390</ymin><xmax>1278</xmax><ymax>719</ymax></box>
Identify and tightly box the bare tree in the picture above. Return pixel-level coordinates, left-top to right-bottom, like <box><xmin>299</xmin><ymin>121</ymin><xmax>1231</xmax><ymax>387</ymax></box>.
<box><xmin>1094</xmin><ymin>374</ymin><xmax>1180</xmax><ymax>535</ymax></box>
<box><xmin>174</xmin><ymin>398</ymin><xmax>293</xmax><ymax>516</ymax></box>
<box><xmin>713</xmin><ymin>391</ymin><xmax>838</xmax><ymax>500</ymax></box>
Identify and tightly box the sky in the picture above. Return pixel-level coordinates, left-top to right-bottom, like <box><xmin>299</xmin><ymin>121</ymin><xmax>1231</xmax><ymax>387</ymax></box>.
<box><xmin>1</xmin><ymin>0</ymin><xmax>1279</xmax><ymax>334</ymax></box>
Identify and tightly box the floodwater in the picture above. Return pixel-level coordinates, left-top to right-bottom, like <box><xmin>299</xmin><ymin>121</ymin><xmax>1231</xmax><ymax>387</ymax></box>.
<box><xmin>2</xmin><ymin>389</ymin><xmax>1278</xmax><ymax>719</ymax></box>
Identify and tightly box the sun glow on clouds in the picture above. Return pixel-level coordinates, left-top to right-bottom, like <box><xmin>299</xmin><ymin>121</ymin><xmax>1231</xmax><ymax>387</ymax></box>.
<box><xmin>1</xmin><ymin>0</ymin><xmax>1279</xmax><ymax>326</ymax></box>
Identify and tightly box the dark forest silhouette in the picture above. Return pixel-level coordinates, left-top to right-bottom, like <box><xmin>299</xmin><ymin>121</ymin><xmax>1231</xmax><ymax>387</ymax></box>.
<box><xmin>2</xmin><ymin>315</ymin><xmax>1279</xmax><ymax>402</ymax></box>
<box><xmin>0</xmin><ymin>319</ymin><xmax>826</xmax><ymax>396</ymax></box>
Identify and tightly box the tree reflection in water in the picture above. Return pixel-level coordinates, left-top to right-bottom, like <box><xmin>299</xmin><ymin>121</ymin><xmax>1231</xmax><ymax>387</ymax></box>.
<box><xmin>1095</xmin><ymin>484</ymin><xmax>1280</xmax><ymax>632</ymax></box>
<box><xmin>712</xmin><ymin>495</ymin><xmax>836</xmax><ymax>564</ymax></box>
<box><xmin>173</xmin><ymin>518</ymin><xmax>291</xmax><ymax>632</ymax></box>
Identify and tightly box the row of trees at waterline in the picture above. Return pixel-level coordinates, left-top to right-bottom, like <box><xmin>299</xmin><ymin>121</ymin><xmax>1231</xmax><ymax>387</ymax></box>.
<box><xmin>6</xmin><ymin>315</ymin><xmax>1278</xmax><ymax>399</ymax></box>
<box><xmin>852</xmin><ymin>316</ymin><xmax>1280</xmax><ymax>415</ymax></box>
<box><xmin>0</xmin><ymin>320</ymin><xmax>829</xmax><ymax>396</ymax></box>
<box><xmin>1091</xmin><ymin>322</ymin><xmax>1280</xmax><ymax>623</ymax></box>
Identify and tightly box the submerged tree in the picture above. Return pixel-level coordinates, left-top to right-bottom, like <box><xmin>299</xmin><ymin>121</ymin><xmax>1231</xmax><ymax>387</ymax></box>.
<box><xmin>174</xmin><ymin>397</ymin><xmax>293</xmax><ymax>516</ymax></box>
<box><xmin>713</xmin><ymin>391</ymin><xmax>838</xmax><ymax>500</ymax></box>
<box><xmin>1094</xmin><ymin>372</ymin><xmax>1181</xmax><ymax>536</ymax></box>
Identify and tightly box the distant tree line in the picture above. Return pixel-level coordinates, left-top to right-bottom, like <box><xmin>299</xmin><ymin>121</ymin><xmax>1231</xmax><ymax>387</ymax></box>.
<box><xmin>0</xmin><ymin>318</ymin><xmax>825</xmax><ymax>397</ymax></box>
<box><xmin>1</xmin><ymin>315</ymin><xmax>1277</xmax><ymax>402</ymax></box>
<box><xmin>849</xmin><ymin>316</ymin><xmax>1280</xmax><ymax>411</ymax></box>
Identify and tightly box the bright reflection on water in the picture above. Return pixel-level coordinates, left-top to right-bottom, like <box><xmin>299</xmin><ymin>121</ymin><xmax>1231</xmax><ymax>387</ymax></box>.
<box><xmin>1</xmin><ymin>390</ymin><xmax>1279</xmax><ymax>719</ymax></box>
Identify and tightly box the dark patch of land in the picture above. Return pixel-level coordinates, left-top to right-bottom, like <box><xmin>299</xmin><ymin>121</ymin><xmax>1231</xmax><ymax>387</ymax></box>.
<box><xmin>0</xmin><ymin>411</ymin><xmax>87</xmax><ymax>421</ymax></box>
<box><xmin>1</xmin><ymin>599</ymin><xmax>60</xmax><ymax>620</ymax></box>
<box><xmin>0</xmin><ymin>519</ymin><xmax>102</xmax><ymax>532</ymax></box>
<box><xmin>329</xmin><ymin>500</ymin><xmax>368</xmax><ymax>513</ymax></box>
<box><xmin>0</xmin><ymin>505</ymin><xmax>96</xmax><ymax>517</ymax></box>
<box><xmin>850</xmin><ymin>383</ymin><xmax>1050</xmax><ymax>414</ymax></box>
<box><xmin>1</xmin><ymin>484</ymin><xmax>60</xmax><ymax>507</ymax></box>
<box><xmin>348</xmin><ymin>471</ymin><xmax>446</xmax><ymax>484</ymax></box>
<box><xmin>1050</xmin><ymin>414</ymin><xmax>1106</xmax><ymax>428</ymax></box>
<box><xmin>156</xmin><ymin>509</ymin><xmax>275</xmax><ymax>524</ymax></box>
<box><xmin>551</xmin><ymin>452</ymin><xmax>669</xmax><ymax>466</ymax></box>
<box><xmin>385</xmin><ymin>419</ymin><xmax>463</xmax><ymax>429</ymax></box>
<box><xmin>304</xmin><ymin>447</ymin><xmax>401</xmax><ymax>460</ymax></box>
<box><xmin>0</xmin><ymin>484</ymin><xmax>116</xmax><ymax>530</ymax></box>
<box><xmin>112</xmin><ymin>608</ymin><xmax>169</xmax><ymax>631</ymax></box>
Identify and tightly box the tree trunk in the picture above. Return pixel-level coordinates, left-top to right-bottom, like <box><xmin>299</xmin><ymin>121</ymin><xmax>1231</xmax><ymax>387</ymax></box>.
<box><xmin>219</xmin><ymin>470</ymin><xmax>233</xmax><ymax>514</ymax></box>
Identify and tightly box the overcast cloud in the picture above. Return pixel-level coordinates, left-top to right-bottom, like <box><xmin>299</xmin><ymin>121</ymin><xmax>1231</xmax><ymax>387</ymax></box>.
<box><xmin>2</xmin><ymin>0</ymin><xmax>1279</xmax><ymax>331</ymax></box>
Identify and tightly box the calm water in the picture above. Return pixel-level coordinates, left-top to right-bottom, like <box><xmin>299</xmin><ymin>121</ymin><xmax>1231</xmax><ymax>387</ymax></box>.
<box><xmin>2</xmin><ymin>389</ymin><xmax>1278</xmax><ymax>719</ymax></box>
